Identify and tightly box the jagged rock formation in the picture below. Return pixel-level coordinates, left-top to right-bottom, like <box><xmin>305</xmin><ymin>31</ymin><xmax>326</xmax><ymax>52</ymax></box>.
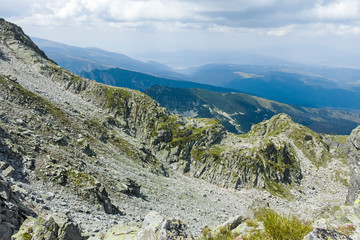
<box><xmin>0</xmin><ymin>18</ymin><xmax>357</xmax><ymax>239</ymax></box>
<box><xmin>0</xmin><ymin>177</ymin><xmax>34</xmax><ymax>239</ymax></box>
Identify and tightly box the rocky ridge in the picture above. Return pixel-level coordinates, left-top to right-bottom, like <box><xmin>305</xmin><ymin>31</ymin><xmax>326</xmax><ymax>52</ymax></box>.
<box><xmin>0</xmin><ymin>18</ymin><xmax>359</xmax><ymax>239</ymax></box>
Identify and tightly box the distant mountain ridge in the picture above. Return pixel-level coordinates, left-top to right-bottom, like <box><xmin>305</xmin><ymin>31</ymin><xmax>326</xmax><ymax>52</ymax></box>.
<box><xmin>145</xmin><ymin>85</ymin><xmax>360</xmax><ymax>135</ymax></box>
<box><xmin>181</xmin><ymin>64</ymin><xmax>360</xmax><ymax>109</ymax></box>
<box><xmin>80</xmin><ymin>67</ymin><xmax>239</xmax><ymax>93</ymax></box>
<box><xmin>32</xmin><ymin>37</ymin><xmax>186</xmax><ymax>80</ymax></box>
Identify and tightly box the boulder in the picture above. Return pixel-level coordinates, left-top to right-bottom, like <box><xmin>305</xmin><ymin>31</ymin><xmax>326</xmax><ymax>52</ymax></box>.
<box><xmin>11</xmin><ymin>216</ymin><xmax>83</xmax><ymax>240</ymax></box>
<box><xmin>303</xmin><ymin>228</ymin><xmax>352</xmax><ymax>240</ymax></box>
<box><xmin>103</xmin><ymin>222</ymin><xmax>141</xmax><ymax>240</ymax></box>
<box><xmin>120</xmin><ymin>178</ymin><xmax>141</xmax><ymax>197</ymax></box>
<box><xmin>135</xmin><ymin>211</ymin><xmax>193</xmax><ymax>240</ymax></box>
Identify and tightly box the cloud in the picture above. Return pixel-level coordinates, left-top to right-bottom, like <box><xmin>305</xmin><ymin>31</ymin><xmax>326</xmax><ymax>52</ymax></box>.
<box><xmin>267</xmin><ymin>25</ymin><xmax>294</xmax><ymax>36</ymax></box>
<box><xmin>313</xmin><ymin>0</ymin><xmax>359</xmax><ymax>20</ymax></box>
<box><xmin>4</xmin><ymin>0</ymin><xmax>360</xmax><ymax>37</ymax></box>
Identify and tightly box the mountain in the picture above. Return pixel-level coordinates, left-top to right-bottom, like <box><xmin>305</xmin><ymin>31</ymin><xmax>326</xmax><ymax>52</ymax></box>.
<box><xmin>134</xmin><ymin>49</ymin><xmax>293</xmax><ymax>68</ymax></box>
<box><xmin>180</xmin><ymin>64</ymin><xmax>360</xmax><ymax>109</ymax></box>
<box><xmin>80</xmin><ymin>67</ymin><xmax>240</xmax><ymax>93</ymax></box>
<box><xmin>32</xmin><ymin>37</ymin><xmax>186</xmax><ymax>80</ymax></box>
<box><xmin>145</xmin><ymin>85</ymin><xmax>360</xmax><ymax>135</ymax></box>
<box><xmin>34</xmin><ymin>37</ymin><xmax>360</xmax><ymax>110</ymax></box>
<box><xmin>1</xmin><ymin>18</ymin><xmax>360</xmax><ymax>239</ymax></box>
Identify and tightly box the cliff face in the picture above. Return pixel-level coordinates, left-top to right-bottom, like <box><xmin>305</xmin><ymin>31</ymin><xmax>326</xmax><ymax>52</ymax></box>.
<box><xmin>347</xmin><ymin>126</ymin><xmax>360</xmax><ymax>204</ymax></box>
<box><xmin>0</xmin><ymin>18</ymin><xmax>355</xmax><ymax>239</ymax></box>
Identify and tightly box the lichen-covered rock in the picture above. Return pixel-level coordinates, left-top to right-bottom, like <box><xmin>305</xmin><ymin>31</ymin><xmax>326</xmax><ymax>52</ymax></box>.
<box><xmin>303</xmin><ymin>228</ymin><xmax>352</xmax><ymax>240</ymax></box>
<box><xmin>11</xmin><ymin>216</ymin><xmax>83</xmax><ymax>240</ymax></box>
<box><xmin>103</xmin><ymin>223</ymin><xmax>141</xmax><ymax>240</ymax></box>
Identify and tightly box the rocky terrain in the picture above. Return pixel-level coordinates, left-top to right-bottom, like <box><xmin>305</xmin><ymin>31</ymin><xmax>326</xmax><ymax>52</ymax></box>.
<box><xmin>1</xmin><ymin>18</ymin><xmax>360</xmax><ymax>239</ymax></box>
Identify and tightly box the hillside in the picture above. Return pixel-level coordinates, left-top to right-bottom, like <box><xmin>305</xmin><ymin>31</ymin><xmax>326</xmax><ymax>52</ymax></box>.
<box><xmin>80</xmin><ymin>67</ymin><xmax>237</xmax><ymax>93</ymax></box>
<box><xmin>1</xmin><ymin>18</ymin><xmax>360</xmax><ymax>240</ymax></box>
<box><xmin>180</xmin><ymin>64</ymin><xmax>360</xmax><ymax>109</ymax></box>
<box><xmin>145</xmin><ymin>85</ymin><xmax>360</xmax><ymax>135</ymax></box>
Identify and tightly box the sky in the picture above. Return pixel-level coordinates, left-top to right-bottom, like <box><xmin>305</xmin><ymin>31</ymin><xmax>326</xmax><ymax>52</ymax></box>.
<box><xmin>1</xmin><ymin>0</ymin><xmax>360</xmax><ymax>66</ymax></box>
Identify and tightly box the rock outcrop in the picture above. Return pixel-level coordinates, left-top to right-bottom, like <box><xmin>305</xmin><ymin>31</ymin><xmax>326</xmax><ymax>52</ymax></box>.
<box><xmin>346</xmin><ymin>126</ymin><xmax>360</xmax><ymax>204</ymax></box>
<box><xmin>135</xmin><ymin>211</ymin><xmax>193</xmax><ymax>240</ymax></box>
<box><xmin>11</xmin><ymin>216</ymin><xmax>83</xmax><ymax>240</ymax></box>
<box><xmin>0</xmin><ymin>177</ymin><xmax>33</xmax><ymax>239</ymax></box>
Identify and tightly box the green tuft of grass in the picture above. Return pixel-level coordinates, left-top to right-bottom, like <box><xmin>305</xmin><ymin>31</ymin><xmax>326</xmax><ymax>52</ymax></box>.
<box><xmin>256</xmin><ymin>209</ymin><xmax>313</xmax><ymax>240</ymax></box>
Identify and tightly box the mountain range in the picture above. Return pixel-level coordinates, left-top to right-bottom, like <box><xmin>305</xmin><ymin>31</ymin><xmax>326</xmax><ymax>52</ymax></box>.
<box><xmin>34</xmin><ymin>37</ymin><xmax>360</xmax><ymax>112</ymax></box>
<box><xmin>145</xmin><ymin>85</ymin><xmax>360</xmax><ymax>135</ymax></box>
<box><xmin>2</xmin><ymin>18</ymin><xmax>360</xmax><ymax>239</ymax></box>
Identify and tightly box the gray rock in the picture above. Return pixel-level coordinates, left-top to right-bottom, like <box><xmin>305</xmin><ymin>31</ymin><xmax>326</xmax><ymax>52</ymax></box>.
<box><xmin>346</xmin><ymin>125</ymin><xmax>360</xmax><ymax>204</ymax></box>
<box><xmin>12</xmin><ymin>216</ymin><xmax>84</xmax><ymax>240</ymax></box>
<box><xmin>54</xmin><ymin>136</ymin><xmax>68</xmax><ymax>146</ymax></box>
<box><xmin>0</xmin><ymin>161</ymin><xmax>8</xmax><ymax>170</ymax></box>
<box><xmin>0</xmin><ymin>223</ymin><xmax>13</xmax><ymax>240</ymax></box>
<box><xmin>32</xmin><ymin>216</ymin><xmax>59</xmax><ymax>240</ymax></box>
<box><xmin>58</xmin><ymin>222</ymin><xmax>83</xmax><ymax>240</ymax></box>
<box><xmin>3</xmin><ymin>165</ymin><xmax>15</xmax><ymax>178</ymax></box>
<box><xmin>135</xmin><ymin>212</ymin><xmax>193</xmax><ymax>240</ymax></box>
<box><xmin>303</xmin><ymin>228</ymin><xmax>352</xmax><ymax>240</ymax></box>
<box><xmin>120</xmin><ymin>178</ymin><xmax>141</xmax><ymax>197</ymax></box>
<box><xmin>0</xmin><ymin>178</ymin><xmax>32</xmax><ymax>240</ymax></box>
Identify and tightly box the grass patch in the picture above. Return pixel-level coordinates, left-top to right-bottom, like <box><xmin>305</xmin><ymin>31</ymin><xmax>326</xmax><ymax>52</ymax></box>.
<box><xmin>254</xmin><ymin>209</ymin><xmax>313</xmax><ymax>240</ymax></box>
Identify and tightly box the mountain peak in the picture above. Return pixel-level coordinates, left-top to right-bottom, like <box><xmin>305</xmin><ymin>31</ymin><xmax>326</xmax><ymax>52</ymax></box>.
<box><xmin>0</xmin><ymin>18</ymin><xmax>49</xmax><ymax>61</ymax></box>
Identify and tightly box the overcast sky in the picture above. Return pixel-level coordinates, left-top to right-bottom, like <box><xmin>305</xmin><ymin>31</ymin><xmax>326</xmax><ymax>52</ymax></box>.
<box><xmin>1</xmin><ymin>0</ymin><xmax>360</xmax><ymax>65</ymax></box>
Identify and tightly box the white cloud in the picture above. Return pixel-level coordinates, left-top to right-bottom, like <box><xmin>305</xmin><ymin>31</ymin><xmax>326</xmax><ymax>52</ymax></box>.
<box><xmin>267</xmin><ymin>25</ymin><xmax>294</xmax><ymax>36</ymax></box>
<box><xmin>313</xmin><ymin>0</ymin><xmax>359</xmax><ymax>20</ymax></box>
<box><xmin>17</xmin><ymin>0</ymin><xmax>203</xmax><ymax>26</ymax></box>
<box><xmin>4</xmin><ymin>0</ymin><xmax>360</xmax><ymax>38</ymax></box>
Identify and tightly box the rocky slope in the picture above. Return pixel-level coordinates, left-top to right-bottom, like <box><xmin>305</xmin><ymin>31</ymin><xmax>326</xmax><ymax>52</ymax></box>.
<box><xmin>0</xmin><ymin>18</ymin><xmax>359</xmax><ymax>239</ymax></box>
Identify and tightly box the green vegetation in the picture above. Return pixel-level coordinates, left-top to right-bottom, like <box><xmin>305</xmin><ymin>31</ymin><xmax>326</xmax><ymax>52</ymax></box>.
<box><xmin>198</xmin><ymin>226</ymin><xmax>240</xmax><ymax>240</ymax></box>
<box><xmin>67</xmin><ymin>170</ymin><xmax>96</xmax><ymax>187</ymax></box>
<box><xmin>0</xmin><ymin>74</ymin><xmax>70</xmax><ymax>124</ymax></box>
<box><xmin>256</xmin><ymin>209</ymin><xmax>313</xmax><ymax>240</ymax></box>
<box><xmin>264</xmin><ymin>177</ymin><xmax>294</xmax><ymax>200</ymax></box>
<box><xmin>328</xmin><ymin>134</ymin><xmax>349</xmax><ymax>144</ymax></box>
<box><xmin>110</xmin><ymin>137</ymin><xmax>139</xmax><ymax>160</ymax></box>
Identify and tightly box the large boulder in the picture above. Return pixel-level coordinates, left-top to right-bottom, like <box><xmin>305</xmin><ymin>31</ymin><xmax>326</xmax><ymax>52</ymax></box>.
<box><xmin>135</xmin><ymin>211</ymin><xmax>193</xmax><ymax>240</ymax></box>
<box><xmin>103</xmin><ymin>222</ymin><xmax>141</xmax><ymax>240</ymax></box>
<box><xmin>11</xmin><ymin>216</ymin><xmax>83</xmax><ymax>240</ymax></box>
